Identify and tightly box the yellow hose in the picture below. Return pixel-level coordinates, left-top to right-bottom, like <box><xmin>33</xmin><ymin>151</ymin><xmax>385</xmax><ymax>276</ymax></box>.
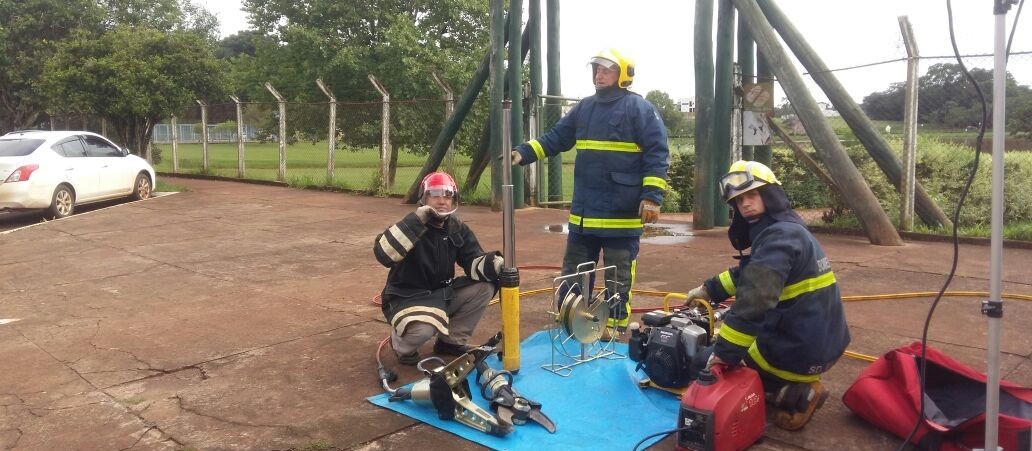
<box><xmin>488</xmin><ymin>286</ymin><xmax>1030</xmax><ymax>363</ymax></box>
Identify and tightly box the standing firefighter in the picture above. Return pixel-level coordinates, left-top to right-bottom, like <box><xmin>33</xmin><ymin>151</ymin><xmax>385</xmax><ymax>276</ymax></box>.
<box><xmin>510</xmin><ymin>48</ymin><xmax>670</xmax><ymax>339</ymax></box>
<box><xmin>686</xmin><ymin>160</ymin><xmax>850</xmax><ymax>430</ymax></box>
<box><xmin>374</xmin><ymin>172</ymin><xmax>504</xmax><ymax>365</ymax></box>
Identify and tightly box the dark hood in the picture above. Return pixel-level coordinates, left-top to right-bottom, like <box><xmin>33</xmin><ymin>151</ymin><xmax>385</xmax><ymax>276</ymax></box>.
<box><xmin>727</xmin><ymin>184</ymin><xmax>807</xmax><ymax>251</ymax></box>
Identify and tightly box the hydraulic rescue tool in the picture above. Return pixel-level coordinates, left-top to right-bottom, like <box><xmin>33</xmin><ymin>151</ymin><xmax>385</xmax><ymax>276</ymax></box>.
<box><xmin>386</xmin><ymin>334</ymin><xmax>513</xmax><ymax>436</ymax></box>
<box><xmin>475</xmin><ymin>360</ymin><xmax>557</xmax><ymax>433</ymax></box>
<box><xmin>676</xmin><ymin>365</ymin><xmax>766</xmax><ymax>451</ymax></box>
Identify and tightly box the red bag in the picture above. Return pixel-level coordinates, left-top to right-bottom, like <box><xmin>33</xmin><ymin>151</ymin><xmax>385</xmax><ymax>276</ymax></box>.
<box><xmin>842</xmin><ymin>342</ymin><xmax>1031</xmax><ymax>450</ymax></box>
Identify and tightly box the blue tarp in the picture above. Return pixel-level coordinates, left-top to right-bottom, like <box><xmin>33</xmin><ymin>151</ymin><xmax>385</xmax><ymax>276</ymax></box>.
<box><xmin>367</xmin><ymin>331</ymin><xmax>681</xmax><ymax>450</ymax></box>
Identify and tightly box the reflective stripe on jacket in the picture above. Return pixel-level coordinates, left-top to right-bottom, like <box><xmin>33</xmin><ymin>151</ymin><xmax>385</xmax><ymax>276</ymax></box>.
<box><xmin>705</xmin><ymin>219</ymin><xmax>850</xmax><ymax>380</ymax></box>
<box><xmin>515</xmin><ymin>89</ymin><xmax>670</xmax><ymax>237</ymax></box>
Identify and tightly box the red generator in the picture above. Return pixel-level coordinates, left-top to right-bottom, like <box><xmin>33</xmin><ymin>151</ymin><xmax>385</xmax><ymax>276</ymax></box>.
<box><xmin>676</xmin><ymin>365</ymin><xmax>766</xmax><ymax>451</ymax></box>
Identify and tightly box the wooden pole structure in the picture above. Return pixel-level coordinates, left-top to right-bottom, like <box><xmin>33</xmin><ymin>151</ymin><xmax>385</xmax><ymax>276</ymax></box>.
<box><xmin>528</xmin><ymin>0</ymin><xmax>542</xmax><ymax>206</ymax></box>
<box><xmin>754</xmin><ymin>52</ymin><xmax>773</xmax><ymax>165</ymax></box>
<box><xmin>546</xmin><ymin>0</ymin><xmax>563</xmax><ymax>204</ymax></box>
<box><xmin>507</xmin><ymin>0</ymin><xmax>525</xmax><ymax>208</ymax></box>
<box><xmin>757</xmin><ymin>0</ymin><xmax>950</xmax><ymax>229</ymax></box>
<box><xmin>713</xmin><ymin>0</ymin><xmax>735</xmax><ymax>226</ymax></box>
<box><xmin>734</xmin><ymin>0</ymin><xmax>902</xmax><ymax>246</ymax></box>
<box><xmin>693</xmin><ymin>0</ymin><xmax>716</xmax><ymax>229</ymax></box>
<box><xmin>490</xmin><ymin>0</ymin><xmax>505</xmax><ymax>208</ymax></box>
<box><xmin>768</xmin><ymin>118</ymin><xmax>841</xmax><ymax>199</ymax></box>
<box><xmin>738</xmin><ymin>21</ymin><xmax>756</xmax><ymax>161</ymax></box>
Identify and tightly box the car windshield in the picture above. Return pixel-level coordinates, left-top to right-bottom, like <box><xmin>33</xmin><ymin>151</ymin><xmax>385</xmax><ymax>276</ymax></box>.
<box><xmin>0</xmin><ymin>138</ymin><xmax>44</xmax><ymax>157</ymax></box>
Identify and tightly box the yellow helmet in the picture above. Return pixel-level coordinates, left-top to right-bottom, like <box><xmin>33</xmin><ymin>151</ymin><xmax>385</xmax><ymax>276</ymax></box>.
<box><xmin>719</xmin><ymin>160</ymin><xmax>781</xmax><ymax>202</ymax></box>
<box><xmin>590</xmin><ymin>48</ymin><xmax>635</xmax><ymax>88</ymax></box>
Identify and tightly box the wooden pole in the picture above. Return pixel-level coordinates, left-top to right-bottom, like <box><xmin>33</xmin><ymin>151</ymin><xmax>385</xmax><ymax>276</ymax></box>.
<box><xmin>490</xmin><ymin>0</ymin><xmax>505</xmax><ymax>208</ymax></box>
<box><xmin>713</xmin><ymin>0</ymin><xmax>735</xmax><ymax>226</ymax></box>
<box><xmin>734</xmin><ymin>0</ymin><xmax>902</xmax><ymax>246</ymax></box>
<box><xmin>693</xmin><ymin>0</ymin><xmax>716</xmax><ymax>229</ymax></box>
<box><xmin>546</xmin><ymin>0</ymin><xmax>563</xmax><ymax>204</ymax></box>
<box><xmin>507</xmin><ymin>0</ymin><xmax>525</xmax><ymax>208</ymax></box>
<box><xmin>757</xmin><ymin>0</ymin><xmax>949</xmax><ymax>229</ymax></box>
<box><xmin>768</xmin><ymin>118</ymin><xmax>841</xmax><ymax>199</ymax></box>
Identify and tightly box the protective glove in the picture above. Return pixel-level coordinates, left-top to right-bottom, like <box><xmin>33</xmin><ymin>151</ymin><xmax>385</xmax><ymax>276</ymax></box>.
<box><xmin>705</xmin><ymin>353</ymin><xmax>726</xmax><ymax>370</ymax></box>
<box><xmin>686</xmin><ymin>284</ymin><xmax>710</xmax><ymax>302</ymax></box>
<box><xmin>608</xmin><ymin>294</ymin><xmax>629</xmax><ymax>322</ymax></box>
<box><xmin>492</xmin><ymin>256</ymin><xmax>504</xmax><ymax>274</ymax></box>
<box><xmin>510</xmin><ymin>150</ymin><xmax>522</xmax><ymax>166</ymax></box>
<box><xmin>414</xmin><ymin>205</ymin><xmax>435</xmax><ymax>224</ymax></box>
<box><xmin>639</xmin><ymin>199</ymin><xmax>661</xmax><ymax>224</ymax></box>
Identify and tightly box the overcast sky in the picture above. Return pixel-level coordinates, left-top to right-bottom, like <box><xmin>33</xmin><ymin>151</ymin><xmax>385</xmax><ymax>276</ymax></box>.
<box><xmin>201</xmin><ymin>0</ymin><xmax>1030</xmax><ymax>102</ymax></box>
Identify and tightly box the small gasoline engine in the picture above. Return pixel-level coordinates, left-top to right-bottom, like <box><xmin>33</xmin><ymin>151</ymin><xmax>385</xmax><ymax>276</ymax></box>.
<box><xmin>628</xmin><ymin>308</ymin><xmax>717</xmax><ymax>388</ymax></box>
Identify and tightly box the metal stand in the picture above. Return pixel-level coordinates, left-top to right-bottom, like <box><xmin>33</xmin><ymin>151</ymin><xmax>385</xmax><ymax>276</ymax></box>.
<box><xmin>541</xmin><ymin>262</ymin><xmax>624</xmax><ymax>377</ymax></box>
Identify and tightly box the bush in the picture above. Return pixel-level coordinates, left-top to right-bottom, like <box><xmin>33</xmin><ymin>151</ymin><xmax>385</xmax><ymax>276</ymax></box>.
<box><xmin>667</xmin><ymin>149</ymin><xmax>695</xmax><ymax>213</ymax></box>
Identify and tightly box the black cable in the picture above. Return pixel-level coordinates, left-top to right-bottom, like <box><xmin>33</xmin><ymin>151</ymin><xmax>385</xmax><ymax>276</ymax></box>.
<box><xmin>631</xmin><ymin>426</ymin><xmax>691</xmax><ymax>451</ymax></box>
<box><xmin>1007</xmin><ymin>0</ymin><xmax>1025</xmax><ymax>61</ymax></box>
<box><xmin>894</xmin><ymin>1</ymin><xmax>992</xmax><ymax>449</ymax></box>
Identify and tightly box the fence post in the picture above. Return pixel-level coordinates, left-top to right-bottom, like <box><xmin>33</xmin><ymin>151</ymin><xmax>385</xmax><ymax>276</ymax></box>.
<box><xmin>101</xmin><ymin>118</ymin><xmax>108</xmax><ymax>137</ymax></box>
<box><xmin>196</xmin><ymin>100</ymin><xmax>210</xmax><ymax>173</ymax></box>
<box><xmin>264</xmin><ymin>83</ymin><xmax>287</xmax><ymax>182</ymax></box>
<box><xmin>898</xmin><ymin>16</ymin><xmax>919</xmax><ymax>232</ymax></box>
<box><xmin>171</xmin><ymin>115</ymin><xmax>179</xmax><ymax>173</ymax></box>
<box><xmin>316</xmin><ymin>79</ymin><xmax>337</xmax><ymax>182</ymax></box>
<box><xmin>431</xmin><ymin>72</ymin><xmax>456</xmax><ymax>175</ymax></box>
<box><xmin>49</xmin><ymin>113</ymin><xmax>55</xmax><ymax>131</ymax></box>
<box><xmin>230</xmin><ymin>95</ymin><xmax>246</xmax><ymax>178</ymax></box>
<box><xmin>368</xmin><ymin>74</ymin><xmax>394</xmax><ymax>192</ymax></box>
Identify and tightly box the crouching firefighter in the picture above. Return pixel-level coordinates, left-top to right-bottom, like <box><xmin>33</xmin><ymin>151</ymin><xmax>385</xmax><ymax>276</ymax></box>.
<box><xmin>374</xmin><ymin>172</ymin><xmax>504</xmax><ymax>365</ymax></box>
<box><xmin>685</xmin><ymin>161</ymin><xmax>850</xmax><ymax>430</ymax></box>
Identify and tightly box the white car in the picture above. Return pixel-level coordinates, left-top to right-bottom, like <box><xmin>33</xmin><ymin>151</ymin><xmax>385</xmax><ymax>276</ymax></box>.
<box><xmin>0</xmin><ymin>130</ymin><xmax>156</xmax><ymax>219</ymax></box>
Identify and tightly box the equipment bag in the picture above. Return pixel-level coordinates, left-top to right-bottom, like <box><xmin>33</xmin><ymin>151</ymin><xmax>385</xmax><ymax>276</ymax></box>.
<box><xmin>842</xmin><ymin>342</ymin><xmax>1032</xmax><ymax>451</ymax></box>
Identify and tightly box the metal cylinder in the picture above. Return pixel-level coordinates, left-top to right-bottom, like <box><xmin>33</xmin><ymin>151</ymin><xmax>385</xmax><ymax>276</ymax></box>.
<box><xmin>500</xmin><ymin>100</ymin><xmax>521</xmax><ymax>372</ymax></box>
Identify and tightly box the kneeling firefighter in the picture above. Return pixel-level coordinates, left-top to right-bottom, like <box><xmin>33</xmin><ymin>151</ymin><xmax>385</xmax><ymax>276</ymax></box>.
<box><xmin>685</xmin><ymin>161</ymin><xmax>850</xmax><ymax>430</ymax></box>
<box><xmin>373</xmin><ymin>172</ymin><xmax>504</xmax><ymax>365</ymax></box>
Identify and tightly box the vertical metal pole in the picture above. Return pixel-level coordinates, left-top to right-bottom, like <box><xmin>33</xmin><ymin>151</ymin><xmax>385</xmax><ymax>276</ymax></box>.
<box><xmin>984</xmin><ymin>5</ymin><xmax>1009</xmax><ymax>449</ymax></box>
<box><xmin>431</xmin><ymin>72</ymin><xmax>456</xmax><ymax>175</ymax></box>
<box><xmin>171</xmin><ymin>115</ymin><xmax>179</xmax><ymax>173</ymax></box>
<box><xmin>500</xmin><ymin>101</ymin><xmax>521</xmax><ymax>372</ymax></box>
<box><xmin>230</xmin><ymin>95</ymin><xmax>246</xmax><ymax>178</ymax></box>
<box><xmin>317</xmin><ymin>79</ymin><xmax>337</xmax><ymax>182</ymax></box>
<box><xmin>898</xmin><ymin>16</ymin><xmax>919</xmax><ymax>232</ymax></box>
<box><xmin>264</xmin><ymin>83</ymin><xmax>287</xmax><ymax>182</ymax></box>
<box><xmin>196</xmin><ymin>100</ymin><xmax>209</xmax><ymax>173</ymax></box>
<box><xmin>369</xmin><ymin>75</ymin><xmax>393</xmax><ymax>193</ymax></box>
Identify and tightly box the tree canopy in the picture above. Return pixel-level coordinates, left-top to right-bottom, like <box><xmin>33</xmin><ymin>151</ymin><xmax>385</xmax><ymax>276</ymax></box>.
<box><xmin>645</xmin><ymin>90</ymin><xmax>692</xmax><ymax>137</ymax></box>
<box><xmin>860</xmin><ymin>62</ymin><xmax>1032</xmax><ymax>133</ymax></box>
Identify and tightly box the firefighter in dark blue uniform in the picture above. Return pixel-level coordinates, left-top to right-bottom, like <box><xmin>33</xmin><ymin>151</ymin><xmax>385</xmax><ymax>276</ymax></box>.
<box><xmin>510</xmin><ymin>48</ymin><xmax>670</xmax><ymax>339</ymax></box>
<box><xmin>686</xmin><ymin>161</ymin><xmax>850</xmax><ymax>431</ymax></box>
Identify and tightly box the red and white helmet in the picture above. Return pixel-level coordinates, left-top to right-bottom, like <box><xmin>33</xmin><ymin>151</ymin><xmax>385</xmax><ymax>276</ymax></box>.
<box><xmin>419</xmin><ymin>171</ymin><xmax>459</xmax><ymax>217</ymax></box>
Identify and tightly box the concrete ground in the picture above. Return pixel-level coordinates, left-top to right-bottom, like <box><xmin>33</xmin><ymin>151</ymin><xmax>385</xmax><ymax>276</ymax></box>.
<box><xmin>1</xmin><ymin>176</ymin><xmax>1029</xmax><ymax>451</ymax></box>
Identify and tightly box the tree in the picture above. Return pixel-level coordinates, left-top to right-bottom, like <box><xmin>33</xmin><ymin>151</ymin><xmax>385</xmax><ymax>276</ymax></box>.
<box><xmin>0</xmin><ymin>0</ymin><xmax>104</xmax><ymax>133</ymax></box>
<box><xmin>39</xmin><ymin>26</ymin><xmax>225</xmax><ymax>155</ymax></box>
<box><xmin>99</xmin><ymin>0</ymin><xmax>219</xmax><ymax>41</ymax></box>
<box><xmin>645</xmin><ymin>90</ymin><xmax>691</xmax><ymax>137</ymax></box>
<box><xmin>236</xmin><ymin>0</ymin><xmax>491</xmax><ymax>155</ymax></box>
<box><xmin>216</xmin><ymin>31</ymin><xmax>260</xmax><ymax>59</ymax></box>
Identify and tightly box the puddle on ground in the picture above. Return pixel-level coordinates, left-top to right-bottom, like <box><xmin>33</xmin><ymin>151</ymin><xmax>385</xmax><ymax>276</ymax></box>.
<box><xmin>543</xmin><ymin>223</ymin><xmax>694</xmax><ymax>245</ymax></box>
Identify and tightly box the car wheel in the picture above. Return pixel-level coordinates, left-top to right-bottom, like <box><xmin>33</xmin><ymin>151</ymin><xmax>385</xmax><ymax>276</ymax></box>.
<box><xmin>131</xmin><ymin>173</ymin><xmax>152</xmax><ymax>200</ymax></box>
<box><xmin>47</xmin><ymin>185</ymin><xmax>75</xmax><ymax>219</ymax></box>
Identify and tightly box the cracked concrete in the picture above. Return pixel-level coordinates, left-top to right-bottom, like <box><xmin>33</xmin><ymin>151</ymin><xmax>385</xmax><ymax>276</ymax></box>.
<box><xmin>1</xmin><ymin>176</ymin><xmax>1030</xmax><ymax>450</ymax></box>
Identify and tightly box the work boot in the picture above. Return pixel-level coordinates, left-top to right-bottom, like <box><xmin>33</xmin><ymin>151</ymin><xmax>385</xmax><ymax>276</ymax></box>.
<box><xmin>772</xmin><ymin>381</ymin><xmax>830</xmax><ymax>431</ymax></box>
<box><xmin>600</xmin><ymin>326</ymin><xmax>626</xmax><ymax>342</ymax></box>
<box><xmin>396</xmin><ymin>350</ymin><xmax>420</xmax><ymax>366</ymax></box>
<box><xmin>433</xmin><ymin>339</ymin><xmax>476</xmax><ymax>357</ymax></box>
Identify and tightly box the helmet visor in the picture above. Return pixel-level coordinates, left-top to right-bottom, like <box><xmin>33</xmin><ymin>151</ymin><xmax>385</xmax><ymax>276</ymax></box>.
<box><xmin>719</xmin><ymin>171</ymin><xmax>770</xmax><ymax>201</ymax></box>
<box><xmin>589</xmin><ymin>57</ymin><xmax>617</xmax><ymax>70</ymax></box>
<box><xmin>420</xmin><ymin>186</ymin><xmax>458</xmax><ymax>217</ymax></box>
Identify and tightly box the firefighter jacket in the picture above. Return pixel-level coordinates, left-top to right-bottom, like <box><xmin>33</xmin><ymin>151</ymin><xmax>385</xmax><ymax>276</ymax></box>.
<box><xmin>514</xmin><ymin>87</ymin><xmax>670</xmax><ymax>237</ymax></box>
<box><xmin>374</xmin><ymin>212</ymin><xmax>501</xmax><ymax>336</ymax></box>
<box><xmin>704</xmin><ymin>198</ymin><xmax>850</xmax><ymax>382</ymax></box>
